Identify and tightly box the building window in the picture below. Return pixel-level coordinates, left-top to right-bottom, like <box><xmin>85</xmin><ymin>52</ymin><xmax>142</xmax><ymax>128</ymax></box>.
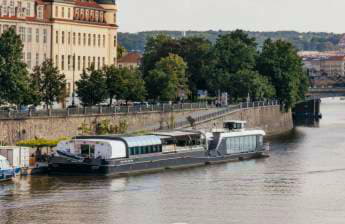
<box><xmin>27</xmin><ymin>52</ymin><xmax>31</xmax><ymax>68</ymax></box>
<box><xmin>75</xmin><ymin>8</ymin><xmax>79</xmax><ymax>20</ymax></box>
<box><xmin>88</xmin><ymin>56</ymin><xmax>90</xmax><ymax>67</ymax></box>
<box><xmin>113</xmin><ymin>35</ymin><xmax>116</xmax><ymax>47</ymax></box>
<box><xmin>62</xmin><ymin>31</ymin><xmax>65</xmax><ymax>44</ymax></box>
<box><xmin>97</xmin><ymin>57</ymin><xmax>100</xmax><ymax>69</ymax></box>
<box><xmin>95</xmin><ymin>11</ymin><xmax>99</xmax><ymax>22</ymax></box>
<box><xmin>68</xmin><ymin>55</ymin><xmax>71</xmax><ymax>70</ymax></box>
<box><xmin>43</xmin><ymin>29</ymin><xmax>47</xmax><ymax>43</ymax></box>
<box><xmin>61</xmin><ymin>7</ymin><xmax>64</xmax><ymax>18</ymax></box>
<box><xmin>88</xmin><ymin>34</ymin><xmax>91</xmax><ymax>46</ymax></box>
<box><xmin>35</xmin><ymin>28</ymin><xmax>39</xmax><ymax>43</ymax></box>
<box><xmin>78</xmin><ymin>33</ymin><xmax>81</xmax><ymax>45</ymax></box>
<box><xmin>44</xmin><ymin>53</ymin><xmax>47</xmax><ymax>61</ymax></box>
<box><xmin>56</xmin><ymin>31</ymin><xmax>59</xmax><ymax>44</ymax></box>
<box><xmin>98</xmin><ymin>35</ymin><xmax>100</xmax><ymax>47</ymax></box>
<box><xmin>61</xmin><ymin>55</ymin><xmax>64</xmax><ymax>70</ymax></box>
<box><xmin>19</xmin><ymin>27</ymin><xmax>25</xmax><ymax>42</ymax></box>
<box><xmin>27</xmin><ymin>28</ymin><xmax>32</xmax><ymax>43</ymax></box>
<box><xmin>102</xmin><ymin>57</ymin><xmax>105</xmax><ymax>67</ymax></box>
<box><xmin>93</xmin><ymin>34</ymin><xmax>96</xmax><ymax>46</ymax></box>
<box><xmin>55</xmin><ymin>55</ymin><xmax>59</xmax><ymax>69</ymax></box>
<box><xmin>26</xmin><ymin>2</ymin><xmax>31</xmax><ymax>16</ymax></box>
<box><xmin>37</xmin><ymin>6</ymin><xmax>43</xmax><ymax>19</ymax></box>
<box><xmin>55</xmin><ymin>6</ymin><xmax>58</xmax><ymax>17</ymax></box>
<box><xmin>68</xmin><ymin>32</ymin><xmax>70</xmax><ymax>45</ymax></box>
<box><xmin>83</xmin><ymin>33</ymin><xmax>86</xmax><ymax>46</ymax></box>
<box><xmin>77</xmin><ymin>56</ymin><xmax>80</xmax><ymax>70</ymax></box>
<box><xmin>82</xmin><ymin>56</ymin><xmax>85</xmax><ymax>70</ymax></box>
<box><xmin>80</xmin><ymin>9</ymin><xmax>84</xmax><ymax>20</ymax></box>
<box><xmin>73</xmin><ymin>32</ymin><xmax>76</xmax><ymax>45</ymax></box>
<box><xmin>35</xmin><ymin>53</ymin><xmax>39</xmax><ymax>66</ymax></box>
<box><xmin>103</xmin><ymin>35</ymin><xmax>106</xmax><ymax>47</ymax></box>
<box><xmin>93</xmin><ymin>57</ymin><xmax>95</xmax><ymax>66</ymax></box>
<box><xmin>68</xmin><ymin>8</ymin><xmax>70</xmax><ymax>18</ymax></box>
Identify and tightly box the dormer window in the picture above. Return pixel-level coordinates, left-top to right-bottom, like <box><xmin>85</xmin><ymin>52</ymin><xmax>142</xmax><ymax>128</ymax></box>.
<box><xmin>95</xmin><ymin>11</ymin><xmax>99</xmax><ymax>22</ymax></box>
<box><xmin>80</xmin><ymin>8</ymin><xmax>84</xmax><ymax>20</ymax></box>
<box><xmin>99</xmin><ymin>12</ymin><xmax>103</xmax><ymax>22</ymax></box>
<box><xmin>90</xmin><ymin>10</ymin><xmax>94</xmax><ymax>21</ymax></box>
<box><xmin>74</xmin><ymin>8</ymin><xmax>79</xmax><ymax>20</ymax></box>
<box><xmin>85</xmin><ymin>9</ymin><xmax>89</xmax><ymax>21</ymax></box>
<box><xmin>37</xmin><ymin>6</ymin><xmax>43</xmax><ymax>19</ymax></box>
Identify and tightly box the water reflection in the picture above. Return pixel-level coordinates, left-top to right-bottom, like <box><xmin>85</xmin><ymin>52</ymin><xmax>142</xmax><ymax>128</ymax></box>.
<box><xmin>1</xmin><ymin>100</ymin><xmax>345</xmax><ymax>224</ymax></box>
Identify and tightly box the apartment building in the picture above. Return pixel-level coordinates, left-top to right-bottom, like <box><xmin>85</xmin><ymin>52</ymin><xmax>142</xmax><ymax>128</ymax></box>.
<box><xmin>0</xmin><ymin>0</ymin><xmax>118</xmax><ymax>98</ymax></box>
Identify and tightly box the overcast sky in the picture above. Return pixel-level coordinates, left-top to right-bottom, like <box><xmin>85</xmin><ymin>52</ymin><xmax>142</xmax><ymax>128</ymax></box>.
<box><xmin>117</xmin><ymin>0</ymin><xmax>345</xmax><ymax>33</ymax></box>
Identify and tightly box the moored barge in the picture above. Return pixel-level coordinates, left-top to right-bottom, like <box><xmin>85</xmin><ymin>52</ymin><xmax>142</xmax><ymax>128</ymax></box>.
<box><xmin>48</xmin><ymin>121</ymin><xmax>269</xmax><ymax>176</ymax></box>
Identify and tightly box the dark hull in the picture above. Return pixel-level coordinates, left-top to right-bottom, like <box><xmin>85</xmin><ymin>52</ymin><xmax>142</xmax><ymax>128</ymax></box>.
<box><xmin>48</xmin><ymin>150</ymin><xmax>268</xmax><ymax>176</ymax></box>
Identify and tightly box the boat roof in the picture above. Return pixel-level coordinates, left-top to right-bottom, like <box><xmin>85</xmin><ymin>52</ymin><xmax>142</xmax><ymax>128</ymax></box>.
<box><xmin>219</xmin><ymin>129</ymin><xmax>266</xmax><ymax>137</ymax></box>
<box><xmin>223</xmin><ymin>120</ymin><xmax>247</xmax><ymax>124</ymax></box>
<box><xmin>73</xmin><ymin>135</ymin><xmax>162</xmax><ymax>147</ymax></box>
<box><xmin>150</xmin><ymin>130</ymin><xmax>201</xmax><ymax>138</ymax></box>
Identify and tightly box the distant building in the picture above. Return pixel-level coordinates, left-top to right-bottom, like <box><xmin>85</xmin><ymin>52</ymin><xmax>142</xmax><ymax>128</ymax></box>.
<box><xmin>117</xmin><ymin>52</ymin><xmax>142</xmax><ymax>69</ymax></box>
<box><xmin>320</xmin><ymin>56</ymin><xmax>345</xmax><ymax>77</ymax></box>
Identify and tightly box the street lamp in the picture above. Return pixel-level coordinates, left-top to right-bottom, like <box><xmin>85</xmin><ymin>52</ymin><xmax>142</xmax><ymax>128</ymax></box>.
<box><xmin>72</xmin><ymin>53</ymin><xmax>76</xmax><ymax>106</ymax></box>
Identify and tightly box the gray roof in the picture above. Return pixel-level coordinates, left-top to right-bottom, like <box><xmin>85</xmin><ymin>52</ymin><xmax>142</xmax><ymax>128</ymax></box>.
<box><xmin>122</xmin><ymin>135</ymin><xmax>161</xmax><ymax>148</ymax></box>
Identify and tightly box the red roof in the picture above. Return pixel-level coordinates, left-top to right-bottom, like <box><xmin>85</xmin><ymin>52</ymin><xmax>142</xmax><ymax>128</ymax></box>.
<box><xmin>75</xmin><ymin>0</ymin><xmax>104</xmax><ymax>9</ymax></box>
<box><xmin>118</xmin><ymin>52</ymin><xmax>142</xmax><ymax>64</ymax></box>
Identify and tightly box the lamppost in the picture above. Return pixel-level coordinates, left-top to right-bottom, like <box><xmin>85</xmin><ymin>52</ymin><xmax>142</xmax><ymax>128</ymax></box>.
<box><xmin>72</xmin><ymin>53</ymin><xmax>76</xmax><ymax>106</ymax></box>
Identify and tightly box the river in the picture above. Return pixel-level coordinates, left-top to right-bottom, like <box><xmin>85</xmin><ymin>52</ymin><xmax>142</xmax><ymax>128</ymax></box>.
<box><xmin>1</xmin><ymin>99</ymin><xmax>345</xmax><ymax>224</ymax></box>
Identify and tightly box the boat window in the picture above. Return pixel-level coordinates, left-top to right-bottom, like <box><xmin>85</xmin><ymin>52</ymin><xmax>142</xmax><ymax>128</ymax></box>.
<box><xmin>80</xmin><ymin>144</ymin><xmax>95</xmax><ymax>158</ymax></box>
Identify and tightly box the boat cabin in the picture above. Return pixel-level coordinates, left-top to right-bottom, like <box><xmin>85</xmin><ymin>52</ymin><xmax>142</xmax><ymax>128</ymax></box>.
<box><xmin>151</xmin><ymin>131</ymin><xmax>205</xmax><ymax>153</ymax></box>
<box><xmin>223</xmin><ymin>120</ymin><xmax>247</xmax><ymax>131</ymax></box>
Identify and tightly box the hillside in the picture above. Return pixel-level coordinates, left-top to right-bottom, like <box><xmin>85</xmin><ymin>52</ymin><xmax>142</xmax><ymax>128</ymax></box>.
<box><xmin>118</xmin><ymin>30</ymin><xmax>343</xmax><ymax>52</ymax></box>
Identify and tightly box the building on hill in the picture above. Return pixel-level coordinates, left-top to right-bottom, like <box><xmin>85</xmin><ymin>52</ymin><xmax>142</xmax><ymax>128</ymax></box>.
<box><xmin>0</xmin><ymin>0</ymin><xmax>118</xmax><ymax>106</ymax></box>
<box><xmin>117</xmin><ymin>52</ymin><xmax>142</xmax><ymax>69</ymax></box>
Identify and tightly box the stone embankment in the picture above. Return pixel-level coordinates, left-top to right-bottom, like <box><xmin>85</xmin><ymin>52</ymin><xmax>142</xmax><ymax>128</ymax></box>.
<box><xmin>0</xmin><ymin>102</ymin><xmax>293</xmax><ymax>145</ymax></box>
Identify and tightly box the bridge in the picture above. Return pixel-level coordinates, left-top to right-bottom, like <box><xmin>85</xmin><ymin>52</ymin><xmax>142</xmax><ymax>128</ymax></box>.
<box><xmin>307</xmin><ymin>87</ymin><xmax>345</xmax><ymax>98</ymax></box>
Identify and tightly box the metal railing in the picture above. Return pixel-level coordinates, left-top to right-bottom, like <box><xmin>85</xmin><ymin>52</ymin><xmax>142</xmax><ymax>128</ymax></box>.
<box><xmin>159</xmin><ymin>100</ymin><xmax>280</xmax><ymax>130</ymax></box>
<box><xmin>0</xmin><ymin>102</ymin><xmax>211</xmax><ymax>120</ymax></box>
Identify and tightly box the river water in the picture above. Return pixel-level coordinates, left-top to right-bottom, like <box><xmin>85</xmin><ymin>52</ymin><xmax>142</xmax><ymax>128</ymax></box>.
<box><xmin>1</xmin><ymin>99</ymin><xmax>345</xmax><ymax>224</ymax></box>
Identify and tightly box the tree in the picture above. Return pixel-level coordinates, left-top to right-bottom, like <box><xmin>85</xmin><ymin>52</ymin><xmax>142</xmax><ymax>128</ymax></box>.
<box><xmin>117</xmin><ymin>44</ymin><xmax>128</xmax><ymax>59</ymax></box>
<box><xmin>103</xmin><ymin>65</ymin><xmax>126</xmax><ymax>106</ymax></box>
<box><xmin>211</xmin><ymin>30</ymin><xmax>257</xmax><ymax>74</ymax></box>
<box><xmin>76</xmin><ymin>65</ymin><xmax>107</xmax><ymax>106</ymax></box>
<box><xmin>30</xmin><ymin>59</ymin><xmax>66</xmax><ymax>108</ymax></box>
<box><xmin>257</xmin><ymin>39</ymin><xmax>309</xmax><ymax>109</ymax></box>
<box><xmin>229</xmin><ymin>69</ymin><xmax>275</xmax><ymax>102</ymax></box>
<box><xmin>121</xmin><ymin>69</ymin><xmax>147</xmax><ymax>102</ymax></box>
<box><xmin>146</xmin><ymin>54</ymin><xmax>189</xmax><ymax>101</ymax></box>
<box><xmin>104</xmin><ymin>66</ymin><xmax>147</xmax><ymax>105</ymax></box>
<box><xmin>176</xmin><ymin>37</ymin><xmax>212</xmax><ymax>99</ymax></box>
<box><xmin>0</xmin><ymin>27</ymin><xmax>30</xmax><ymax>106</ymax></box>
<box><xmin>141</xmin><ymin>34</ymin><xmax>179</xmax><ymax>77</ymax></box>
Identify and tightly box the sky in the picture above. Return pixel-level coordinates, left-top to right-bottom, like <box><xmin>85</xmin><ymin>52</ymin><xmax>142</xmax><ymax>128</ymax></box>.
<box><xmin>117</xmin><ymin>0</ymin><xmax>345</xmax><ymax>34</ymax></box>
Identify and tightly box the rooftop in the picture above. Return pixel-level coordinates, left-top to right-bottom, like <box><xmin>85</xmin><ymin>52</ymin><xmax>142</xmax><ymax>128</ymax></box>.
<box><xmin>118</xmin><ymin>52</ymin><xmax>142</xmax><ymax>64</ymax></box>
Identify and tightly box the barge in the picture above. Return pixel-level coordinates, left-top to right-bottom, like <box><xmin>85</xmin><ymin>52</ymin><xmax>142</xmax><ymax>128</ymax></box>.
<box><xmin>48</xmin><ymin>121</ymin><xmax>269</xmax><ymax>176</ymax></box>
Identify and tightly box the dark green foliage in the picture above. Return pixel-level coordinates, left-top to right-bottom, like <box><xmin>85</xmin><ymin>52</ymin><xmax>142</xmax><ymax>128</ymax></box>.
<box><xmin>104</xmin><ymin>66</ymin><xmax>146</xmax><ymax>104</ymax></box>
<box><xmin>146</xmin><ymin>54</ymin><xmax>189</xmax><ymax>101</ymax></box>
<box><xmin>141</xmin><ymin>34</ymin><xmax>211</xmax><ymax>99</ymax></box>
<box><xmin>0</xmin><ymin>27</ymin><xmax>30</xmax><ymax>106</ymax></box>
<box><xmin>76</xmin><ymin>65</ymin><xmax>107</xmax><ymax>106</ymax></box>
<box><xmin>30</xmin><ymin>59</ymin><xmax>66</xmax><ymax>108</ymax></box>
<box><xmin>256</xmin><ymin>39</ymin><xmax>309</xmax><ymax>109</ymax></box>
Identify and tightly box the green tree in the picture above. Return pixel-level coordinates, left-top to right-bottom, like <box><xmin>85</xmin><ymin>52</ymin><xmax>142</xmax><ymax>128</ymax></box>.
<box><xmin>117</xmin><ymin>44</ymin><xmax>128</xmax><ymax>59</ymax></box>
<box><xmin>76</xmin><ymin>65</ymin><xmax>107</xmax><ymax>106</ymax></box>
<box><xmin>146</xmin><ymin>54</ymin><xmax>189</xmax><ymax>101</ymax></box>
<box><xmin>229</xmin><ymin>69</ymin><xmax>276</xmax><ymax>102</ymax></box>
<box><xmin>121</xmin><ymin>68</ymin><xmax>147</xmax><ymax>102</ymax></box>
<box><xmin>104</xmin><ymin>65</ymin><xmax>126</xmax><ymax>106</ymax></box>
<box><xmin>141</xmin><ymin>34</ymin><xmax>179</xmax><ymax>77</ymax></box>
<box><xmin>212</xmin><ymin>30</ymin><xmax>257</xmax><ymax>74</ymax></box>
<box><xmin>0</xmin><ymin>27</ymin><xmax>30</xmax><ymax>106</ymax></box>
<box><xmin>257</xmin><ymin>39</ymin><xmax>309</xmax><ymax>109</ymax></box>
<box><xmin>104</xmin><ymin>66</ymin><xmax>146</xmax><ymax>105</ymax></box>
<box><xmin>176</xmin><ymin>37</ymin><xmax>212</xmax><ymax>99</ymax></box>
<box><xmin>30</xmin><ymin>59</ymin><xmax>66</xmax><ymax>108</ymax></box>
